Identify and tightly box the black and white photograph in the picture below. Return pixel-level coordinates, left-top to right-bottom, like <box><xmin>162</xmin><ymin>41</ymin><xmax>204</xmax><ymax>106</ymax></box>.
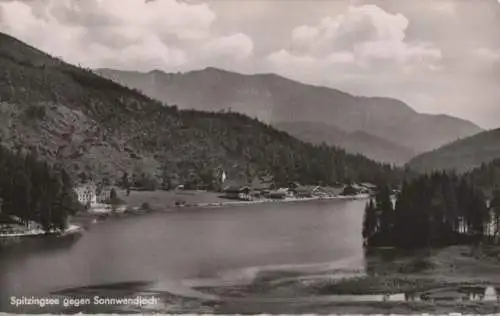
<box><xmin>1</xmin><ymin>0</ymin><xmax>500</xmax><ymax>314</ymax></box>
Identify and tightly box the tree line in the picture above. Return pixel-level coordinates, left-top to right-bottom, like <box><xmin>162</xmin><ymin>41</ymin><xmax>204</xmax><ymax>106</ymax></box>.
<box><xmin>464</xmin><ymin>158</ymin><xmax>500</xmax><ymax>196</ymax></box>
<box><xmin>363</xmin><ymin>171</ymin><xmax>500</xmax><ymax>249</ymax></box>
<box><xmin>0</xmin><ymin>146</ymin><xmax>82</xmax><ymax>232</ymax></box>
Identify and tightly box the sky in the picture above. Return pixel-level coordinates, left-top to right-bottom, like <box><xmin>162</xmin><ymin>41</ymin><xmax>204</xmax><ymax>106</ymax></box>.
<box><xmin>0</xmin><ymin>0</ymin><xmax>499</xmax><ymax>129</ymax></box>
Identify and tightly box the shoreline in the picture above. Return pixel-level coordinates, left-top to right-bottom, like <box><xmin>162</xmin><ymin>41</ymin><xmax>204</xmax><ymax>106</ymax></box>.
<box><xmin>186</xmin><ymin>245</ymin><xmax>500</xmax><ymax>314</ymax></box>
<box><xmin>175</xmin><ymin>193</ymin><xmax>371</xmax><ymax>210</ymax></box>
<box><xmin>0</xmin><ymin>193</ymin><xmax>369</xmax><ymax>244</ymax></box>
<box><xmin>1</xmin><ymin>193</ymin><xmax>368</xmax><ymax>242</ymax></box>
<box><xmin>0</xmin><ymin>224</ymin><xmax>84</xmax><ymax>240</ymax></box>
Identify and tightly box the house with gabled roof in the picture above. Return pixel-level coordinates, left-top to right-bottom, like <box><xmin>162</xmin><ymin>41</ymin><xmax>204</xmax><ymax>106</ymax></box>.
<box><xmin>223</xmin><ymin>180</ymin><xmax>252</xmax><ymax>200</ymax></box>
<box><xmin>251</xmin><ymin>175</ymin><xmax>274</xmax><ymax>192</ymax></box>
<box><xmin>291</xmin><ymin>185</ymin><xmax>321</xmax><ymax>197</ymax></box>
<box><xmin>267</xmin><ymin>189</ymin><xmax>287</xmax><ymax>199</ymax></box>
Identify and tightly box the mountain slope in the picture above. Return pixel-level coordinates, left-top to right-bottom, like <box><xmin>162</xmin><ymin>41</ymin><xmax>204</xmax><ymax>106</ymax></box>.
<box><xmin>96</xmin><ymin>67</ymin><xmax>483</xmax><ymax>153</ymax></box>
<box><xmin>407</xmin><ymin>128</ymin><xmax>500</xmax><ymax>173</ymax></box>
<box><xmin>0</xmin><ymin>32</ymin><xmax>403</xmax><ymax>188</ymax></box>
<box><xmin>274</xmin><ymin>121</ymin><xmax>416</xmax><ymax>165</ymax></box>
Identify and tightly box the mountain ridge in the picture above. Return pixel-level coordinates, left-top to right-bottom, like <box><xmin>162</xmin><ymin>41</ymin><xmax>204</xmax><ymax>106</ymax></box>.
<box><xmin>0</xmin><ymin>31</ymin><xmax>403</xmax><ymax>188</ymax></box>
<box><xmin>96</xmin><ymin>67</ymin><xmax>483</xmax><ymax>154</ymax></box>
<box><xmin>274</xmin><ymin>121</ymin><xmax>416</xmax><ymax>165</ymax></box>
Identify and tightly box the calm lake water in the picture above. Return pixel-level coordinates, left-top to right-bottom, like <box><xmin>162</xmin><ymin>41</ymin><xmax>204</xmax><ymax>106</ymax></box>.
<box><xmin>0</xmin><ymin>199</ymin><xmax>366</xmax><ymax>313</ymax></box>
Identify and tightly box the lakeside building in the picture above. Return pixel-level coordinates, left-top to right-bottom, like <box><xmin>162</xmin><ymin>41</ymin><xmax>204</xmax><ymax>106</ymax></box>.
<box><xmin>74</xmin><ymin>182</ymin><xmax>97</xmax><ymax>206</ymax></box>
<box><xmin>341</xmin><ymin>183</ymin><xmax>377</xmax><ymax>196</ymax></box>
<box><xmin>251</xmin><ymin>175</ymin><xmax>274</xmax><ymax>196</ymax></box>
<box><xmin>96</xmin><ymin>186</ymin><xmax>118</xmax><ymax>203</ymax></box>
<box><xmin>74</xmin><ymin>182</ymin><xmax>121</xmax><ymax>214</ymax></box>
<box><xmin>291</xmin><ymin>185</ymin><xmax>321</xmax><ymax>197</ymax></box>
<box><xmin>267</xmin><ymin>190</ymin><xmax>287</xmax><ymax>199</ymax></box>
<box><xmin>224</xmin><ymin>185</ymin><xmax>252</xmax><ymax>200</ymax></box>
<box><xmin>223</xmin><ymin>175</ymin><xmax>275</xmax><ymax>200</ymax></box>
<box><xmin>354</xmin><ymin>182</ymin><xmax>378</xmax><ymax>195</ymax></box>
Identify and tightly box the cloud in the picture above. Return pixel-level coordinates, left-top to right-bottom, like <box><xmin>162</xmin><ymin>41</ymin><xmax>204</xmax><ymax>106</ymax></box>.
<box><xmin>472</xmin><ymin>47</ymin><xmax>500</xmax><ymax>63</ymax></box>
<box><xmin>0</xmin><ymin>0</ymin><xmax>254</xmax><ymax>71</ymax></box>
<box><xmin>1</xmin><ymin>0</ymin><xmax>500</xmax><ymax>129</ymax></box>
<box><xmin>201</xmin><ymin>33</ymin><xmax>254</xmax><ymax>61</ymax></box>
<box><xmin>266</xmin><ymin>5</ymin><xmax>442</xmax><ymax>76</ymax></box>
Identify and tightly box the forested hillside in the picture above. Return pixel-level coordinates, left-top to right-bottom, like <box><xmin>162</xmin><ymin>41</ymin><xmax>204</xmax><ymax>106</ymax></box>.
<box><xmin>0</xmin><ymin>32</ymin><xmax>404</xmax><ymax>189</ymax></box>
<box><xmin>407</xmin><ymin>128</ymin><xmax>500</xmax><ymax>173</ymax></box>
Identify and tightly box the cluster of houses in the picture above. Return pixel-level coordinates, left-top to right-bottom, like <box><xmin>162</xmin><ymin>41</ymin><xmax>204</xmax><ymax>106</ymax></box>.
<box><xmin>222</xmin><ymin>176</ymin><xmax>378</xmax><ymax>201</ymax></box>
<box><xmin>345</xmin><ymin>183</ymin><xmax>378</xmax><ymax>195</ymax></box>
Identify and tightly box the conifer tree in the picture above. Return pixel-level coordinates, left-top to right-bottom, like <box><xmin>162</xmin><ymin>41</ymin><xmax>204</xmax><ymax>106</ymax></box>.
<box><xmin>491</xmin><ymin>189</ymin><xmax>500</xmax><ymax>240</ymax></box>
<box><xmin>362</xmin><ymin>198</ymin><xmax>377</xmax><ymax>246</ymax></box>
<box><xmin>363</xmin><ymin>171</ymin><xmax>492</xmax><ymax>249</ymax></box>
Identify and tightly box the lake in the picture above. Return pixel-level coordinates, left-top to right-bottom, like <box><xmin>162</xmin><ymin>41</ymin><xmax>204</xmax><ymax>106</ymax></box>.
<box><xmin>0</xmin><ymin>199</ymin><xmax>366</xmax><ymax>313</ymax></box>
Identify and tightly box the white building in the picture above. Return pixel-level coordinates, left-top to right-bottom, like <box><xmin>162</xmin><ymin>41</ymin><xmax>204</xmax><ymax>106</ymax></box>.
<box><xmin>74</xmin><ymin>182</ymin><xmax>97</xmax><ymax>206</ymax></box>
<box><xmin>96</xmin><ymin>186</ymin><xmax>117</xmax><ymax>203</ymax></box>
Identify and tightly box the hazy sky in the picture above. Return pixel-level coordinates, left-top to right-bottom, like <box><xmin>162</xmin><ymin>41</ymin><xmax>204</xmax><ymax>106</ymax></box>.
<box><xmin>1</xmin><ymin>0</ymin><xmax>499</xmax><ymax>128</ymax></box>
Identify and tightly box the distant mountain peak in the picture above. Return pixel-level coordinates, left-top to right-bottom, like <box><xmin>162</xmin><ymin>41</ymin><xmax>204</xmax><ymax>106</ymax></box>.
<box><xmin>95</xmin><ymin>67</ymin><xmax>483</xmax><ymax>153</ymax></box>
<box><xmin>1</xmin><ymin>31</ymin><xmax>403</xmax><ymax>187</ymax></box>
<box><xmin>203</xmin><ymin>66</ymin><xmax>224</xmax><ymax>72</ymax></box>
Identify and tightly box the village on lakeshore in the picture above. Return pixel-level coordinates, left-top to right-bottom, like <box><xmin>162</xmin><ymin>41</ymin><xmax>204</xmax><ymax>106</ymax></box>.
<box><xmin>218</xmin><ymin>171</ymin><xmax>378</xmax><ymax>201</ymax></box>
<box><xmin>0</xmin><ymin>168</ymin><xmax>379</xmax><ymax>240</ymax></box>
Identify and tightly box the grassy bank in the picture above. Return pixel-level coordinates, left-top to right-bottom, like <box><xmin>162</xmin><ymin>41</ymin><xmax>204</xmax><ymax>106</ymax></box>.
<box><xmin>119</xmin><ymin>189</ymin><xmax>367</xmax><ymax>212</ymax></box>
<box><xmin>190</xmin><ymin>245</ymin><xmax>500</xmax><ymax>314</ymax></box>
<box><xmin>119</xmin><ymin>189</ymin><xmax>227</xmax><ymax>210</ymax></box>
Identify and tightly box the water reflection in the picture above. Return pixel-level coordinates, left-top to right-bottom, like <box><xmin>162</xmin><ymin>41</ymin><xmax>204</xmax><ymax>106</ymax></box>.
<box><xmin>0</xmin><ymin>233</ymin><xmax>82</xmax><ymax>257</ymax></box>
<box><xmin>0</xmin><ymin>200</ymin><xmax>367</xmax><ymax>313</ymax></box>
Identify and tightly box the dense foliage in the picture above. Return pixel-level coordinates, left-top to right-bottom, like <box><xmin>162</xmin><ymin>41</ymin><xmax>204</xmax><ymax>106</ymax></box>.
<box><xmin>464</xmin><ymin>158</ymin><xmax>500</xmax><ymax>197</ymax></box>
<box><xmin>0</xmin><ymin>32</ymin><xmax>405</xmax><ymax>188</ymax></box>
<box><xmin>0</xmin><ymin>146</ymin><xmax>82</xmax><ymax>232</ymax></box>
<box><xmin>363</xmin><ymin>172</ymin><xmax>493</xmax><ymax>249</ymax></box>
